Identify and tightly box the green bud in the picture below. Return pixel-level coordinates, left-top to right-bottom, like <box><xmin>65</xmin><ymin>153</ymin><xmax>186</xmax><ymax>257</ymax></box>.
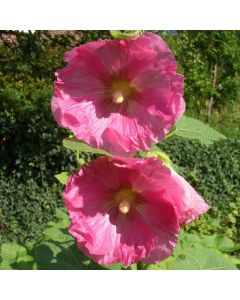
<box><xmin>146</xmin><ymin>150</ymin><xmax>171</xmax><ymax>168</ymax></box>
<box><xmin>110</xmin><ymin>30</ymin><xmax>144</xmax><ymax>39</ymax></box>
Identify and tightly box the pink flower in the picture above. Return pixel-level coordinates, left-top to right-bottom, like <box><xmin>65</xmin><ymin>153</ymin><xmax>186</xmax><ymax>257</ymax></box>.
<box><xmin>64</xmin><ymin>156</ymin><xmax>209</xmax><ymax>267</ymax></box>
<box><xmin>52</xmin><ymin>32</ymin><xmax>185</xmax><ymax>156</ymax></box>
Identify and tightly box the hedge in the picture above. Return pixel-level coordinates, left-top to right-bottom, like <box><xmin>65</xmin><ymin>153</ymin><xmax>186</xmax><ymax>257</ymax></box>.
<box><xmin>0</xmin><ymin>87</ymin><xmax>91</xmax><ymax>245</ymax></box>
<box><xmin>160</xmin><ymin>137</ymin><xmax>240</xmax><ymax>245</ymax></box>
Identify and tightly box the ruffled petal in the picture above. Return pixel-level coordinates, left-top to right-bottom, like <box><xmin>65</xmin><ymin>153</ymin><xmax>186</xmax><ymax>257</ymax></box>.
<box><xmin>125</xmin><ymin>32</ymin><xmax>177</xmax><ymax>73</ymax></box>
<box><xmin>171</xmin><ymin>170</ymin><xmax>210</xmax><ymax>225</ymax></box>
<box><xmin>64</xmin><ymin>157</ymin><xmax>209</xmax><ymax>267</ymax></box>
<box><xmin>52</xmin><ymin>33</ymin><xmax>185</xmax><ymax>156</ymax></box>
<box><xmin>64</xmin><ymin>157</ymin><xmax>180</xmax><ymax>266</ymax></box>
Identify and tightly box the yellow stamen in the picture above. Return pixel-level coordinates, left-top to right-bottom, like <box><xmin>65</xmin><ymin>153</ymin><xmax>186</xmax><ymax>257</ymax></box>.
<box><xmin>118</xmin><ymin>200</ymin><xmax>130</xmax><ymax>214</ymax></box>
<box><xmin>115</xmin><ymin>188</ymin><xmax>136</xmax><ymax>214</ymax></box>
<box><xmin>113</xmin><ymin>91</ymin><xmax>125</xmax><ymax>104</ymax></box>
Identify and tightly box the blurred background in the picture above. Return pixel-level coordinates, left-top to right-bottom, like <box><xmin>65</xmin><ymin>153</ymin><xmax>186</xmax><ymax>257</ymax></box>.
<box><xmin>0</xmin><ymin>30</ymin><xmax>239</xmax><ymax>267</ymax></box>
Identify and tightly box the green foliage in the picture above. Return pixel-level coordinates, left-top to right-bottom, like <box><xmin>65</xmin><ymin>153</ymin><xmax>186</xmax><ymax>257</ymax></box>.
<box><xmin>0</xmin><ymin>86</ymin><xmax>78</xmax><ymax>244</ymax></box>
<box><xmin>0</xmin><ymin>209</ymin><xmax>237</xmax><ymax>270</ymax></box>
<box><xmin>147</xmin><ymin>232</ymin><xmax>239</xmax><ymax>270</ymax></box>
<box><xmin>0</xmin><ymin>242</ymin><xmax>34</xmax><ymax>270</ymax></box>
<box><xmin>170</xmin><ymin>248</ymin><xmax>237</xmax><ymax>270</ymax></box>
<box><xmin>159</xmin><ymin>137</ymin><xmax>240</xmax><ymax>245</ymax></box>
<box><xmin>0</xmin><ymin>176</ymin><xmax>62</xmax><ymax>244</ymax></box>
<box><xmin>161</xmin><ymin>31</ymin><xmax>240</xmax><ymax>110</ymax></box>
<box><xmin>157</xmin><ymin>30</ymin><xmax>240</xmax><ymax>137</ymax></box>
<box><xmin>63</xmin><ymin>137</ymin><xmax>111</xmax><ymax>156</ymax></box>
<box><xmin>174</xmin><ymin>116</ymin><xmax>226</xmax><ymax>144</ymax></box>
<box><xmin>0</xmin><ymin>30</ymin><xmax>111</xmax><ymax>89</ymax></box>
<box><xmin>0</xmin><ymin>209</ymin><xmax>121</xmax><ymax>270</ymax></box>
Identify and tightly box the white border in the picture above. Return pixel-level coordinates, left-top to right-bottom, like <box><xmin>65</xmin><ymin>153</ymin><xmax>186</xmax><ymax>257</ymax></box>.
<box><xmin>0</xmin><ymin>270</ymin><xmax>239</xmax><ymax>300</ymax></box>
<box><xmin>1</xmin><ymin>0</ymin><xmax>240</xmax><ymax>29</ymax></box>
<box><xmin>1</xmin><ymin>1</ymin><xmax>239</xmax><ymax>299</ymax></box>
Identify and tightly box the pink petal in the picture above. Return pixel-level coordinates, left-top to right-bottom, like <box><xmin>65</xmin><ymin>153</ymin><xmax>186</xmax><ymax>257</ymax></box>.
<box><xmin>52</xmin><ymin>33</ymin><xmax>185</xmax><ymax>156</ymax></box>
<box><xmin>171</xmin><ymin>170</ymin><xmax>210</xmax><ymax>225</ymax></box>
<box><xmin>64</xmin><ymin>157</ymin><xmax>209</xmax><ymax>266</ymax></box>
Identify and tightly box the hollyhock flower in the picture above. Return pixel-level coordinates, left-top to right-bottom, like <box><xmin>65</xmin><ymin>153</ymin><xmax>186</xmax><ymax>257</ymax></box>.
<box><xmin>52</xmin><ymin>32</ymin><xmax>185</xmax><ymax>156</ymax></box>
<box><xmin>64</xmin><ymin>156</ymin><xmax>209</xmax><ymax>267</ymax></box>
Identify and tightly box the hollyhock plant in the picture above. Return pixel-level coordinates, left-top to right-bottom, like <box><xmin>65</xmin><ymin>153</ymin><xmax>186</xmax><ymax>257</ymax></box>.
<box><xmin>52</xmin><ymin>32</ymin><xmax>185</xmax><ymax>156</ymax></box>
<box><xmin>64</xmin><ymin>156</ymin><xmax>209</xmax><ymax>267</ymax></box>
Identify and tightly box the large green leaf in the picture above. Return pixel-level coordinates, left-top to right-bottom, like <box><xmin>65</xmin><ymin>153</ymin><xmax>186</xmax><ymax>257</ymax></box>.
<box><xmin>32</xmin><ymin>208</ymin><xmax>105</xmax><ymax>270</ymax></box>
<box><xmin>46</xmin><ymin>209</ymin><xmax>70</xmax><ymax>229</ymax></box>
<box><xmin>34</xmin><ymin>238</ymin><xmax>107</xmax><ymax>270</ymax></box>
<box><xmin>147</xmin><ymin>232</ymin><xmax>238</xmax><ymax>270</ymax></box>
<box><xmin>63</xmin><ymin>137</ymin><xmax>111</xmax><ymax>156</ymax></box>
<box><xmin>199</xmin><ymin>235</ymin><xmax>235</xmax><ymax>252</ymax></box>
<box><xmin>146</xmin><ymin>256</ymin><xmax>177</xmax><ymax>270</ymax></box>
<box><xmin>174</xmin><ymin>116</ymin><xmax>226</xmax><ymax>145</ymax></box>
<box><xmin>172</xmin><ymin>247</ymin><xmax>238</xmax><ymax>270</ymax></box>
<box><xmin>43</xmin><ymin>227</ymin><xmax>74</xmax><ymax>243</ymax></box>
<box><xmin>147</xmin><ymin>247</ymin><xmax>237</xmax><ymax>270</ymax></box>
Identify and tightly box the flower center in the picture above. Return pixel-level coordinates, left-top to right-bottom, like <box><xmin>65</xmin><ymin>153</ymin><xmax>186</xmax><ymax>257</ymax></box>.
<box><xmin>112</xmin><ymin>90</ymin><xmax>124</xmax><ymax>104</ymax></box>
<box><xmin>111</xmin><ymin>79</ymin><xmax>132</xmax><ymax>104</ymax></box>
<box><xmin>118</xmin><ymin>200</ymin><xmax>131</xmax><ymax>214</ymax></box>
<box><xmin>115</xmin><ymin>188</ymin><xmax>136</xmax><ymax>214</ymax></box>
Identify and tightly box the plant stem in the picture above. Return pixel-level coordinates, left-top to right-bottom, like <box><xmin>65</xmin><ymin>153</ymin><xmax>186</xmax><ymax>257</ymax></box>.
<box><xmin>75</xmin><ymin>150</ymin><xmax>81</xmax><ymax>169</ymax></box>
<box><xmin>164</xmin><ymin>130</ymin><xmax>176</xmax><ymax>140</ymax></box>
<box><xmin>207</xmin><ymin>62</ymin><xmax>218</xmax><ymax>122</ymax></box>
<box><xmin>121</xmin><ymin>266</ymin><xmax>132</xmax><ymax>270</ymax></box>
<box><xmin>137</xmin><ymin>261</ymin><xmax>147</xmax><ymax>270</ymax></box>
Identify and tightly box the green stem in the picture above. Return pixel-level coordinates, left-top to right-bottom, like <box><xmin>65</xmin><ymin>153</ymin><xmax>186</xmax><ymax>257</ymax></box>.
<box><xmin>75</xmin><ymin>150</ymin><xmax>81</xmax><ymax>169</ymax></box>
<box><xmin>137</xmin><ymin>261</ymin><xmax>147</xmax><ymax>270</ymax></box>
<box><xmin>121</xmin><ymin>265</ymin><xmax>132</xmax><ymax>270</ymax></box>
<box><xmin>164</xmin><ymin>130</ymin><xmax>176</xmax><ymax>140</ymax></box>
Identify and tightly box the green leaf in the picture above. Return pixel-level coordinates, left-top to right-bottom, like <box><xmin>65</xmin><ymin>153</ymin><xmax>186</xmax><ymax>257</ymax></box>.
<box><xmin>32</xmin><ymin>207</ymin><xmax>105</xmax><ymax>270</ymax></box>
<box><xmin>213</xmin><ymin>235</ymin><xmax>235</xmax><ymax>252</ymax></box>
<box><xmin>54</xmin><ymin>172</ymin><xmax>69</xmax><ymax>185</ymax></box>
<box><xmin>0</xmin><ymin>261</ymin><xmax>13</xmax><ymax>270</ymax></box>
<box><xmin>16</xmin><ymin>255</ymin><xmax>35</xmax><ymax>270</ymax></box>
<box><xmin>147</xmin><ymin>256</ymin><xmax>176</xmax><ymax>270</ymax></box>
<box><xmin>63</xmin><ymin>138</ymin><xmax>111</xmax><ymax>156</ymax></box>
<box><xmin>1</xmin><ymin>243</ymin><xmax>18</xmax><ymax>263</ymax></box>
<box><xmin>43</xmin><ymin>209</ymin><xmax>71</xmax><ymax>242</ymax></box>
<box><xmin>110</xmin><ymin>30</ymin><xmax>143</xmax><ymax>39</ymax></box>
<box><xmin>171</xmin><ymin>247</ymin><xmax>237</xmax><ymax>270</ymax></box>
<box><xmin>148</xmin><ymin>232</ymin><xmax>238</xmax><ymax>270</ymax></box>
<box><xmin>0</xmin><ymin>243</ymin><xmax>29</xmax><ymax>270</ymax></box>
<box><xmin>43</xmin><ymin>227</ymin><xmax>74</xmax><ymax>243</ymax></box>
<box><xmin>0</xmin><ymin>243</ymin><xmax>27</xmax><ymax>263</ymax></box>
<box><xmin>54</xmin><ymin>208</ymin><xmax>70</xmax><ymax>228</ymax></box>
<box><xmin>174</xmin><ymin>116</ymin><xmax>226</xmax><ymax>145</ymax></box>
<box><xmin>107</xmin><ymin>264</ymin><xmax>121</xmax><ymax>270</ymax></box>
<box><xmin>34</xmin><ymin>240</ymin><xmax>104</xmax><ymax>270</ymax></box>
